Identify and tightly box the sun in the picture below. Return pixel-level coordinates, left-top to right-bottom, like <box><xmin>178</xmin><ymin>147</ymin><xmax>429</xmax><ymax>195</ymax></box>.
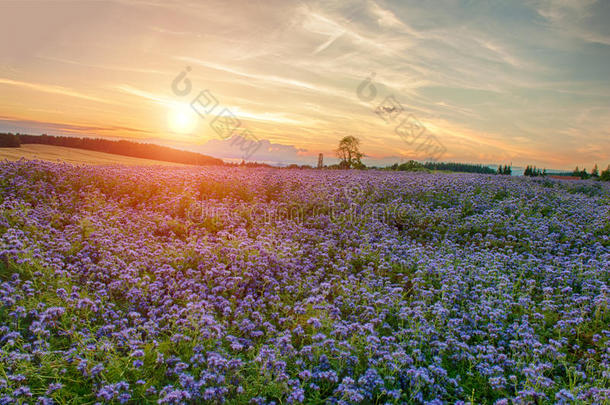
<box><xmin>167</xmin><ymin>103</ymin><xmax>198</xmax><ymax>134</ymax></box>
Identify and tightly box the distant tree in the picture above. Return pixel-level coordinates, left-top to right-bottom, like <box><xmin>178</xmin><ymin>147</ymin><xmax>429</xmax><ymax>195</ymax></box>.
<box><xmin>396</xmin><ymin>160</ymin><xmax>426</xmax><ymax>172</ymax></box>
<box><xmin>525</xmin><ymin>165</ymin><xmax>545</xmax><ymax>177</ymax></box>
<box><xmin>591</xmin><ymin>164</ymin><xmax>599</xmax><ymax>178</ymax></box>
<box><xmin>524</xmin><ymin>165</ymin><xmax>543</xmax><ymax>177</ymax></box>
<box><xmin>353</xmin><ymin>161</ymin><xmax>366</xmax><ymax>170</ymax></box>
<box><xmin>579</xmin><ymin>168</ymin><xmax>589</xmax><ymax>180</ymax></box>
<box><xmin>572</xmin><ymin>166</ymin><xmax>580</xmax><ymax>177</ymax></box>
<box><xmin>389</xmin><ymin>161</ymin><xmax>495</xmax><ymax>174</ymax></box>
<box><xmin>336</xmin><ymin>136</ymin><xmax>364</xmax><ymax>169</ymax></box>
<box><xmin>501</xmin><ymin>165</ymin><xmax>512</xmax><ymax>175</ymax></box>
<box><xmin>0</xmin><ymin>133</ymin><xmax>20</xmax><ymax>147</ymax></box>
<box><xmin>422</xmin><ymin>162</ymin><xmax>496</xmax><ymax>174</ymax></box>
<box><xmin>600</xmin><ymin>165</ymin><xmax>610</xmax><ymax>181</ymax></box>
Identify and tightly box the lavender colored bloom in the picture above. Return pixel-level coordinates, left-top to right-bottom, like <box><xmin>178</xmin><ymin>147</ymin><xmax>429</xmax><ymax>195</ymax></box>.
<box><xmin>46</xmin><ymin>382</ymin><xmax>63</xmax><ymax>395</ymax></box>
<box><xmin>0</xmin><ymin>161</ymin><xmax>608</xmax><ymax>404</ymax></box>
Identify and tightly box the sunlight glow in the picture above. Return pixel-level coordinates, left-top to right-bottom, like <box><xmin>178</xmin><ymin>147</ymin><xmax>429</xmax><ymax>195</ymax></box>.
<box><xmin>167</xmin><ymin>104</ymin><xmax>198</xmax><ymax>134</ymax></box>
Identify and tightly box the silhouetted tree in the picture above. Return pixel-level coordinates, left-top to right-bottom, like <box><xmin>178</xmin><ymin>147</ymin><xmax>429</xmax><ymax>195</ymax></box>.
<box><xmin>579</xmin><ymin>168</ymin><xmax>589</xmax><ymax>180</ymax></box>
<box><xmin>336</xmin><ymin>136</ymin><xmax>364</xmax><ymax>169</ymax></box>
<box><xmin>524</xmin><ymin>165</ymin><xmax>545</xmax><ymax>177</ymax></box>
<box><xmin>591</xmin><ymin>164</ymin><xmax>599</xmax><ymax>178</ymax></box>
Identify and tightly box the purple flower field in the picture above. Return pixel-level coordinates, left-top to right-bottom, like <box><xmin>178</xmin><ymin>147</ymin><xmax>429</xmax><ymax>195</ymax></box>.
<box><xmin>1</xmin><ymin>160</ymin><xmax>609</xmax><ymax>404</ymax></box>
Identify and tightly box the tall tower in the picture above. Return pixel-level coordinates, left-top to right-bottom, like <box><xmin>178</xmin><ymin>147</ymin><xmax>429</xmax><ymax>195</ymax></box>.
<box><xmin>317</xmin><ymin>153</ymin><xmax>323</xmax><ymax>169</ymax></box>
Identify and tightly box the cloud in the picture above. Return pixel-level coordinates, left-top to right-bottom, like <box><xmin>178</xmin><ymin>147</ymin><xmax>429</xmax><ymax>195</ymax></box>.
<box><xmin>1</xmin><ymin>0</ymin><xmax>609</xmax><ymax>169</ymax></box>
<box><xmin>176</xmin><ymin>57</ymin><xmax>328</xmax><ymax>94</ymax></box>
<box><xmin>0</xmin><ymin>115</ymin><xmax>152</xmax><ymax>137</ymax></box>
<box><xmin>533</xmin><ymin>0</ymin><xmax>610</xmax><ymax>45</ymax></box>
<box><xmin>0</xmin><ymin>78</ymin><xmax>111</xmax><ymax>104</ymax></box>
<box><xmin>112</xmin><ymin>84</ymin><xmax>174</xmax><ymax>107</ymax></box>
<box><xmin>37</xmin><ymin>56</ymin><xmax>169</xmax><ymax>75</ymax></box>
<box><xmin>195</xmin><ymin>135</ymin><xmax>309</xmax><ymax>164</ymax></box>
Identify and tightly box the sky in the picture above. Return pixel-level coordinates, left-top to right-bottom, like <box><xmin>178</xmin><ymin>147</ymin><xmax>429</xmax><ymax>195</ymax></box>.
<box><xmin>1</xmin><ymin>0</ymin><xmax>609</xmax><ymax>169</ymax></box>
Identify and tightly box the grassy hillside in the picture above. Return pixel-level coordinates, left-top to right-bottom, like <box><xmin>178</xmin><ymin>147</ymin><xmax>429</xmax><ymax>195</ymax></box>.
<box><xmin>0</xmin><ymin>144</ymin><xmax>192</xmax><ymax>166</ymax></box>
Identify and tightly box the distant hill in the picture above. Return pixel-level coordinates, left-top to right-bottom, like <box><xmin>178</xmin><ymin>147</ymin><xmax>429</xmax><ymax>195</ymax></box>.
<box><xmin>2</xmin><ymin>133</ymin><xmax>224</xmax><ymax>166</ymax></box>
<box><xmin>0</xmin><ymin>144</ymin><xmax>196</xmax><ymax>166</ymax></box>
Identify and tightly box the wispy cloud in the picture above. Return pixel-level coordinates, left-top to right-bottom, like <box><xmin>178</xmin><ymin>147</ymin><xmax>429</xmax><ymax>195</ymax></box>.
<box><xmin>37</xmin><ymin>56</ymin><xmax>170</xmax><ymax>75</ymax></box>
<box><xmin>112</xmin><ymin>84</ymin><xmax>174</xmax><ymax>107</ymax></box>
<box><xmin>0</xmin><ymin>78</ymin><xmax>111</xmax><ymax>104</ymax></box>
<box><xmin>1</xmin><ymin>0</ymin><xmax>609</xmax><ymax>169</ymax></box>
<box><xmin>0</xmin><ymin>115</ymin><xmax>152</xmax><ymax>136</ymax></box>
<box><xmin>533</xmin><ymin>0</ymin><xmax>610</xmax><ymax>45</ymax></box>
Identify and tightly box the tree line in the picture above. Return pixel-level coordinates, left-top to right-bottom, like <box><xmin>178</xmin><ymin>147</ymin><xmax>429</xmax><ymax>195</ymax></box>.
<box><xmin>523</xmin><ymin>165</ymin><xmax>545</xmax><ymax>177</ymax></box>
<box><xmin>335</xmin><ymin>136</ymin><xmax>500</xmax><ymax>174</ymax></box>
<box><xmin>387</xmin><ymin>160</ymin><xmax>498</xmax><ymax>174</ymax></box>
<box><xmin>496</xmin><ymin>165</ymin><xmax>512</xmax><ymax>175</ymax></box>
<box><xmin>0</xmin><ymin>133</ymin><xmax>20</xmax><ymax>147</ymax></box>
<box><xmin>3</xmin><ymin>133</ymin><xmax>609</xmax><ymax>180</ymax></box>
<box><xmin>569</xmin><ymin>165</ymin><xmax>610</xmax><ymax>181</ymax></box>
<box><xmin>335</xmin><ymin>135</ymin><xmax>610</xmax><ymax>180</ymax></box>
<box><xmin>423</xmin><ymin>161</ymin><xmax>497</xmax><ymax>174</ymax></box>
<box><xmin>1</xmin><ymin>133</ymin><xmax>224</xmax><ymax>166</ymax></box>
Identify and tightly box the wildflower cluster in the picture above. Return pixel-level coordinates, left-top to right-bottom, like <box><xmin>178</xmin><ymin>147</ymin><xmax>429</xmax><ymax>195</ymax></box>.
<box><xmin>0</xmin><ymin>160</ymin><xmax>608</xmax><ymax>403</ymax></box>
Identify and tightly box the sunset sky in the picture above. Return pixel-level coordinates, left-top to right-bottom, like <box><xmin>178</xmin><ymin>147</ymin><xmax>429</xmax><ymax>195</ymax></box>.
<box><xmin>1</xmin><ymin>0</ymin><xmax>609</xmax><ymax>169</ymax></box>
